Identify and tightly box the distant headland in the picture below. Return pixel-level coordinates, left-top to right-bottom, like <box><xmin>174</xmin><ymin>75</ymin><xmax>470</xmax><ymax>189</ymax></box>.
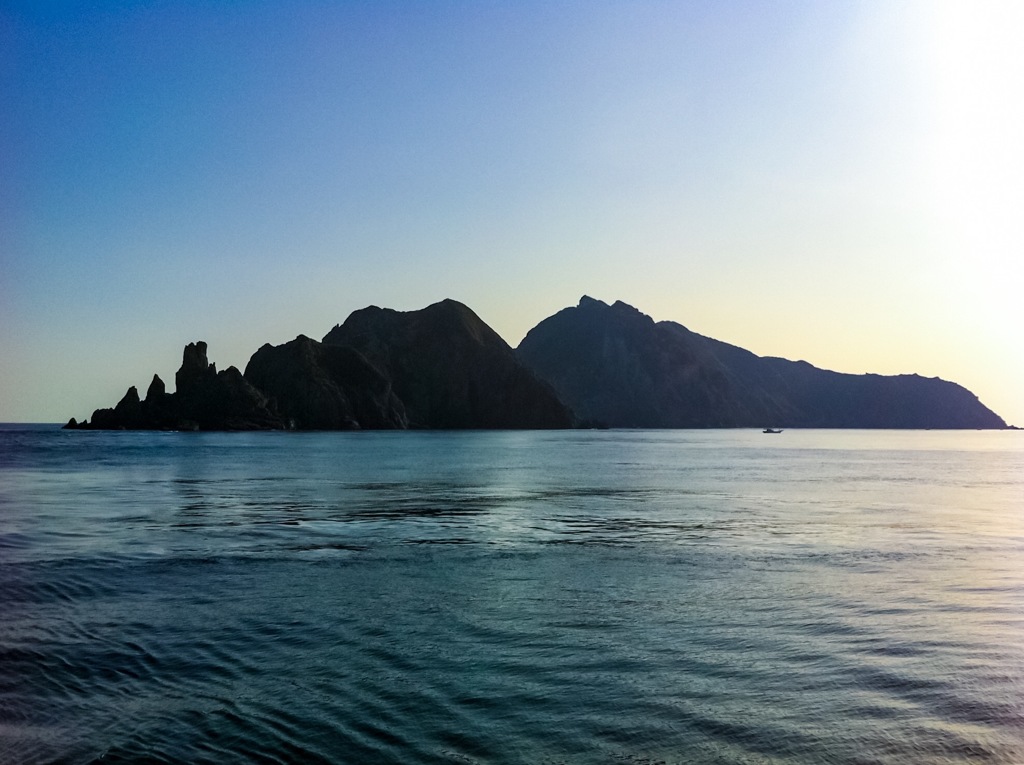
<box><xmin>65</xmin><ymin>297</ymin><xmax>1008</xmax><ymax>431</ymax></box>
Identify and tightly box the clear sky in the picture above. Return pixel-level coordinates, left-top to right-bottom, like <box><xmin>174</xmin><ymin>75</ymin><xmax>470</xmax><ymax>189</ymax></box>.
<box><xmin>3</xmin><ymin>0</ymin><xmax>1022</xmax><ymax>425</ymax></box>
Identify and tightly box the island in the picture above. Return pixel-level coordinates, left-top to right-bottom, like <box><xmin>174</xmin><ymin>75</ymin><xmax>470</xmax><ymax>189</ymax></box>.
<box><xmin>65</xmin><ymin>297</ymin><xmax>1008</xmax><ymax>431</ymax></box>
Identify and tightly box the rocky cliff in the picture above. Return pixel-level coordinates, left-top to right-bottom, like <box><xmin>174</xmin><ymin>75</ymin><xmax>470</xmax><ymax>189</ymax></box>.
<box><xmin>67</xmin><ymin>341</ymin><xmax>285</xmax><ymax>430</ymax></box>
<box><xmin>516</xmin><ymin>296</ymin><xmax>1007</xmax><ymax>429</ymax></box>
<box><xmin>244</xmin><ymin>335</ymin><xmax>408</xmax><ymax>430</ymax></box>
<box><xmin>322</xmin><ymin>299</ymin><xmax>575</xmax><ymax>429</ymax></box>
<box><xmin>65</xmin><ymin>301</ymin><xmax>575</xmax><ymax>431</ymax></box>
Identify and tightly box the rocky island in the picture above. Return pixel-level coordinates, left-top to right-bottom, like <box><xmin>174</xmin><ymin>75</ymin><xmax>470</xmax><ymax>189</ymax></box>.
<box><xmin>65</xmin><ymin>297</ymin><xmax>1008</xmax><ymax>431</ymax></box>
<box><xmin>518</xmin><ymin>297</ymin><xmax>1008</xmax><ymax>429</ymax></box>
<box><xmin>66</xmin><ymin>299</ymin><xmax>573</xmax><ymax>431</ymax></box>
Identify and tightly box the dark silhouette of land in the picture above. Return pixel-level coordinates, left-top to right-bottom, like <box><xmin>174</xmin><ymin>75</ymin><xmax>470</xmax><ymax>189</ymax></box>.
<box><xmin>66</xmin><ymin>300</ymin><xmax>572</xmax><ymax>431</ymax></box>
<box><xmin>65</xmin><ymin>297</ymin><xmax>1007</xmax><ymax>430</ymax></box>
<box><xmin>321</xmin><ymin>300</ymin><xmax>572</xmax><ymax>429</ymax></box>
<box><xmin>518</xmin><ymin>297</ymin><xmax>1007</xmax><ymax>429</ymax></box>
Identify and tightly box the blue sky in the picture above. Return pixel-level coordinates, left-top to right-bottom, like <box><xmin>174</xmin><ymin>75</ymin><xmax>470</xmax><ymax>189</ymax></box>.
<box><xmin>4</xmin><ymin>1</ymin><xmax>1022</xmax><ymax>425</ymax></box>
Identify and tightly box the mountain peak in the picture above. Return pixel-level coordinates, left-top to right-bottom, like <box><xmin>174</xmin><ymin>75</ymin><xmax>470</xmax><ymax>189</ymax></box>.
<box><xmin>321</xmin><ymin>300</ymin><xmax>574</xmax><ymax>429</ymax></box>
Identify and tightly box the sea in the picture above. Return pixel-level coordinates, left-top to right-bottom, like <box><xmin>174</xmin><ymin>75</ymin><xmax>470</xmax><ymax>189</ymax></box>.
<box><xmin>1</xmin><ymin>425</ymin><xmax>1022</xmax><ymax>764</ymax></box>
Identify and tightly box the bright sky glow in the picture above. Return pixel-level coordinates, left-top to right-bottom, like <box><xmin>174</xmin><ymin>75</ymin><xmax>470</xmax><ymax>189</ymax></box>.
<box><xmin>3</xmin><ymin>0</ymin><xmax>1022</xmax><ymax>425</ymax></box>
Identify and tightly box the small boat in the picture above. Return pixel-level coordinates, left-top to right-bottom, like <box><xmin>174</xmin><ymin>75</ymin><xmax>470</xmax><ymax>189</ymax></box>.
<box><xmin>762</xmin><ymin>428</ymin><xmax>783</xmax><ymax>434</ymax></box>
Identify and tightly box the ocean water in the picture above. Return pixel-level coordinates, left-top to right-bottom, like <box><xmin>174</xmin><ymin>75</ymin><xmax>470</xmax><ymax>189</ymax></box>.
<box><xmin>1</xmin><ymin>426</ymin><xmax>1022</xmax><ymax>764</ymax></box>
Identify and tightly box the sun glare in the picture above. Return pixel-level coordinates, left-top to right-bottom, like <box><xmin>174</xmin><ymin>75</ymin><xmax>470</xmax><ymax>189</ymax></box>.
<box><xmin>924</xmin><ymin>1</ymin><xmax>1024</xmax><ymax>283</ymax></box>
<box><xmin>912</xmin><ymin>0</ymin><xmax>1024</xmax><ymax>422</ymax></box>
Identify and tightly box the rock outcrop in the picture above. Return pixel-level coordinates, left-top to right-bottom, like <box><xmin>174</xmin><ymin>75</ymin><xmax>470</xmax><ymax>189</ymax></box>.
<box><xmin>66</xmin><ymin>343</ymin><xmax>286</xmax><ymax>431</ymax></box>
<box><xmin>517</xmin><ymin>296</ymin><xmax>1008</xmax><ymax>429</ymax></box>
<box><xmin>244</xmin><ymin>335</ymin><xmax>408</xmax><ymax>429</ymax></box>
<box><xmin>322</xmin><ymin>299</ymin><xmax>575</xmax><ymax>429</ymax></box>
<box><xmin>65</xmin><ymin>300</ymin><xmax>575</xmax><ymax>431</ymax></box>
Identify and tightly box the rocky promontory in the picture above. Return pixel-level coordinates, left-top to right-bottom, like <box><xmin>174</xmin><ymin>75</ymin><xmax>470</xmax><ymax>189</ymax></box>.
<box><xmin>322</xmin><ymin>300</ymin><xmax>574</xmax><ymax>429</ymax></box>
<box><xmin>243</xmin><ymin>335</ymin><xmax>408</xmax><ymax>430</ymax></box>
<box><xmin>68</xmin><ymin>341</ymin><xmax>284</xmax><ymax>431</ymax></box>
<box><xmin>65</xmin><ymin>296</ymin><xmax>1009</xmax><ymax>431</ymax></box>
<box><xmin>516</xmin><ymin>297</ymin><xmax>1008</xmax><ymax>429</ymax></box>
<box><xmin>66</xmin><ymin>300</ymin><xmax>575</xmax><ymax>431</ymax></box>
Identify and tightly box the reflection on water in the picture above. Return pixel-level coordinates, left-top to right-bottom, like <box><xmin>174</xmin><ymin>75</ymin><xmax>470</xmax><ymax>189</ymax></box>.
<box><xmin>1</xmin><ymin>427</ymin><xmax>1023</xmax><ymax>763</ymax></box>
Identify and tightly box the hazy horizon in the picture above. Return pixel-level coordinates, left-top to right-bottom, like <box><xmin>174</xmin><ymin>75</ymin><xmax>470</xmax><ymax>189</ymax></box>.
<box><xmin>4</xmin><ymin>1</ymin><xmax>1022</xmax><ymax>425</ymax></box>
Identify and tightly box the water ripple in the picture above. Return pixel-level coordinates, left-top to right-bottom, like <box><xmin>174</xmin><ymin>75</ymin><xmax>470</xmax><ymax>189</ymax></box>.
<box><xmin>3</xmin><ymin>428</ymin><xmax>1024</xmax><ymax>763</ymax></box>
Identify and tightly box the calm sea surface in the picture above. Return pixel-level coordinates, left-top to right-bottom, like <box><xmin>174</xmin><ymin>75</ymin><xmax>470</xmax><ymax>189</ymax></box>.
<box><xmin>1</xmin><ymin>426</ymin><xmax>1022</xmax><ymax>764</ymax></box>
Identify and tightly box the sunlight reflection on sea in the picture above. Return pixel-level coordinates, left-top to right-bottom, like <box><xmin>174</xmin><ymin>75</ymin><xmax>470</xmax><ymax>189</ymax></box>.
<box><xmin>1</xmin><ymin>427</ymin><xmax>1022</xmax><ymax>764</ymax></box>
